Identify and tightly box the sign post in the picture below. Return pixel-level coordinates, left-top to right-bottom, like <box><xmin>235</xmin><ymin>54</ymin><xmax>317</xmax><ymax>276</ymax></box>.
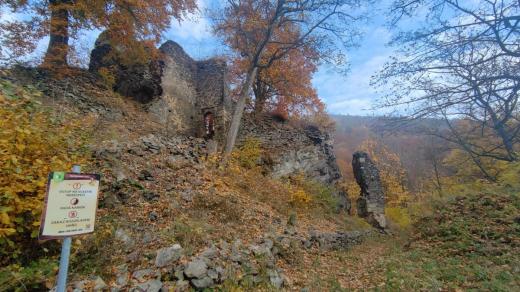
<box><xmin>39</xmin><ymin>165</ymin><xmax>100</xmax><ymax>292</ymax></box>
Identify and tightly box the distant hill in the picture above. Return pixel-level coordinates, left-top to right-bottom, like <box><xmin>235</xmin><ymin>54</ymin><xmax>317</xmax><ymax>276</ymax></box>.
<box><xmin>331</xmin><ymin>114</ymin><xmax>449</xmax><ymax>191</ymax></box>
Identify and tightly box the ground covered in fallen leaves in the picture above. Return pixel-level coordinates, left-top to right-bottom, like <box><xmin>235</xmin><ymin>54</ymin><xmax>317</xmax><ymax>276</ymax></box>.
<box><xmin>1</xmin><ymin>68</ymin><xmax>519</xmax><ymax>291</ymax></box>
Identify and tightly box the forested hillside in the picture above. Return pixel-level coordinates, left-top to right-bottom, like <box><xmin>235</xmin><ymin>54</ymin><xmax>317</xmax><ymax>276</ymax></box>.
<box><xmin>1</xmin><ymin>0</ymin><xmax>520</xmax><ymax>291</ymax></box>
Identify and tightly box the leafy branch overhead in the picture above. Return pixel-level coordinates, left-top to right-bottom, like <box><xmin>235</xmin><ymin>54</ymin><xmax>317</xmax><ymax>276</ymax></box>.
<box><xmin>374</xmin><ymin>0</ymin><xmax>520</xmax><ymax>178</ymax></box>
<box><xmin>0</xmin><ymin>0</ymin><xmax>197</xmax><ymax>67</ymax></box>
<box><xmin>212</xmin><ymin>0</ymin><xmax>373</xmax><ymax>154</ymax></box>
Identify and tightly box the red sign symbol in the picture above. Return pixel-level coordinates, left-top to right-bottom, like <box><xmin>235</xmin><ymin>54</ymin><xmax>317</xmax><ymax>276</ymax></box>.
<box><xmin>68</xmin><ymin>211</ymin><xmax>78</xmax><ymax>218</ymax></box>
<box><xmin>72</xmin><ymin>183</ymin><xmax>82</xmax><ymax>189</ymax></box>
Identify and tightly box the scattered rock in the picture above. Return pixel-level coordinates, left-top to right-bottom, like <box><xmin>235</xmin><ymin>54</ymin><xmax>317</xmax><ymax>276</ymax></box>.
<box><xmin>94</xmin><ymin>140</ymin><xmax>121</xmax><ymax>159</ymax></box>
<box><xmin>284</xmin><ymin>226</ymin><xmax>297</xmax><ymax>236</ymax></box>
<box><xmin>166</xmin><ymin>155</ymin><xmax>191</xmax><ymax>170</ymax></box>
<box><xmin>201</xmin><ymin>246</ymin><xmax>218</xmax><ymax>259</ymax></box>
<box><xmin>92</xmin><ymin>276</ymin><xmax>107</xmax><ymax>291</ymax></box>
<box><xmin>184</xmin><ymin>259</ymin><xmax>208</xmax><ymax>278</ymax></box>
<box><xmin>142</xmin><ymin>232</ymin><xmax>154</xmax><ymax>244</ymax></box>
<box><xmin>142</xmin><ymin>191</ymin><xmax>160</xmax><ymax>202</ymax></box>
<box><xmin>174</xmin><ymin>266</ymin><xmax>185</xmax><ymax>281</ymax></box>
<box><xmin>180</xmin><ymin>190</ymin><xmax>194</xmax><ymax>202</ymax></box>
<box><xmin>191</xmin><ymin>276</ymin><xmax>214</xmax><ymax>289</ymax></box>
<box><xmin>207</xmin><ymin>269</ymin><xmax>219</xmax><ymax>280</ymax></box>
<box><xmin>115</xmin><ymin>228</ymin><xmax>135</xmax><ymax>250</ymax></box>
<box><xmin>230</xmin><ymin>240</ymin><xmax>243</xmax><ymax>263</ymax></box>
<box><xmin>149</xmin><ymin>211</ymin><xmax>159</xmax><ymax>221</ymax></box>
<box><xmin>115</xmin><ymin>264</ymin><xmax>129</xmax><ymax>287</ymax></box>
<box><xmin>139</xmin><ymin>169</ymin><xmax>154</xmax><ymax>181</ymax></box>
<box><xmin>309</xmin><ymin>230</ymin><xmax>366</xmax><ymax>250</ymax></box>
<box><xmin>155</xmin><ymin>244</ymin><xmax>183</xmax><ymax>268</ymax></box>
<box><xmin>114</xmin><ymin>169</ymin><xmax>128</xmax><ymax>182</ymax></box>
<box><xmin>132</xmin><ymin>269</ymin><xmax>156</xmax><ymax>282</ymax></box>
<box><xmin>141</xmin><ymin>134</ymin><xmax>162</xmax><ymax>153</ymax></box>
<box><xmin>287</xmin><ymin>212</ymin><xmax>297</xmax><ymax>226</ymax></box>
<box><xmin>72</xmin><ymin>280</ymin><xmax>88</xmax><ymax>291</ymax></box>
<box><xmin>126</xmin><ymin>251</ymin><xmax>141</xmax><ymax>262</ymax></box>
<box><xmin>174</xmin><ymin>280</ymin><xmax>190</xmax><ymax>291</ymax></box>
<box><xmin>268</xmin><ymin>269</ymin><xmax>284</xmax><ymax>289</ymax></box>
<box><xmin>132</xmin><ymin>279</ymin><xmax>163</xmax><ymax>292</ymax></box>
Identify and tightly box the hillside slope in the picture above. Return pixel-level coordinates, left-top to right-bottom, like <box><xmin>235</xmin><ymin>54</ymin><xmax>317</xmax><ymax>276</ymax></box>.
<box><xmin>0</xmin><ymin>68</ymin><xmax>370</xmax><ymax>291</ymax></box>
<box><xmin>1</xmin><ymin>69</ymin><xmax>519</xmax><ymax>291</ymax></box>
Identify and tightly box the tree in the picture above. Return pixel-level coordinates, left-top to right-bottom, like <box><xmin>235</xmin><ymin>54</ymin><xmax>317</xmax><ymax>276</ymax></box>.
<box><xmin>213</xmin><ymin>0</ymin><xmax>369</xmax><ymax>156</ymax></box>
<box><xmin>0</xmin><ymin>0</ymin><xmax>197</xmax><ymax>68</ymax></box>
<box><xmin>228</xmin><ymin>25</ymin><xmax>323</xmax><ymax>118</ymax></box>
<box><xmin>375</xmin><ymin>0</ymin><xmax>520</xmax><ymax>178</ymax></box>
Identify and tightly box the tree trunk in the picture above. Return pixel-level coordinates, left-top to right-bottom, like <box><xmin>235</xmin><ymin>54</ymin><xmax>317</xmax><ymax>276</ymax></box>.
<box><xmin>223</xmin><ymin>66</ymin><xmax>258</xmax><ymax>156</ymax></box>
<box><xmin>42</xmin><ymin>0</ymin><xmax>70</xmax><ymax>68</ymax></box>
<box><xmin>494</xmin><ymin>123</ymin><xmax>517</xmax><ymax>161</ymax></box>
<box><xmin>253</xmin><ymin>77</ymin><xmax>267</xmax><ymax>115</ymax></box>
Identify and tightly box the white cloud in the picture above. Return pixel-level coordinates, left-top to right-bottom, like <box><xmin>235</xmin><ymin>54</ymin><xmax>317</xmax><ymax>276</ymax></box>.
<box><xmin>165</xmin><ymin>0</ymin><xmax>212</xmax><ymax>41</ymax></box>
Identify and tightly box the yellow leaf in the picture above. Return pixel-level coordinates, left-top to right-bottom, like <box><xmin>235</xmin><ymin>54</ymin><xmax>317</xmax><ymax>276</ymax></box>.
<box><xmin>0</xmin><ymin>213</ymin><xmax>11</xmax><ymax>225</ymax></box>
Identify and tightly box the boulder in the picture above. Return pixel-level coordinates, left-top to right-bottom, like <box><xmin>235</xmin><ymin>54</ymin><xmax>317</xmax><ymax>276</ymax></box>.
<box><xmin>132</xmin><ymin>279</ymin><xmax>162</xmax><ymax>292</ymax></box>
<box><xmin>267</xmin><ymin>269</ymin><xmax>284</xmax><ymax>289</ymax></box>
<box><xmin>155</xmin><ymin>244</ymin><xmax>183</xmax><ymax>267</ymax></box>
<box><xmin>352</xmin><ymin>151</ymin><xmax>387</xmax><ymax>230</ymax></box>
<box><xmin>184</xmin><ymin>259</ymin><xmax>208</xmax><ymax>278</ymax></box>
<box><xmin>92</xmin><ymin>276</ymin><xmax>107</xmax><ymax>291</ymax></box>
<box><xmin>132</xmin><ymin>269</ymin><xmax>157</xmax><ymax>282</ymax></box>
<box><xmin>114</xmin><ymin>228</ymin><xmax>135</xmax><ymax>250</ymax></box>
<box><xmin>191</xmin><ymin>276</ymin><xmax>214</xmax><ymax>289</ymax></box>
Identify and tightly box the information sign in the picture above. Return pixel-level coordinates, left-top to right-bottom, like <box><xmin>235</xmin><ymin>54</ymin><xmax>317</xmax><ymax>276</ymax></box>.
<box><xmin>39</xmin><ymin>172</ymin><xmax>100</xmax><ymax>239</ymax></box>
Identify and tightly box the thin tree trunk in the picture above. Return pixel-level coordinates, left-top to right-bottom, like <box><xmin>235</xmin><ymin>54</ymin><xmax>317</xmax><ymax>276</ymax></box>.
<box><xmin>253</xmin><ymin>79</ymin><xmax>267</xmax><ymax>115</ymax></box>
<box><xmin>432</xmin><ymin>157</ymin><xmax>443</xmax><ymax>196</ymax></box>
<box><xmin>42</xmin><ymin>0</ymin><xmax>70</xmax><ymax>68</ymax></box>
<box><xmin>223</xmin><ymin>66</ymin><xmax>258</xmax><ymax>156</ymax></box>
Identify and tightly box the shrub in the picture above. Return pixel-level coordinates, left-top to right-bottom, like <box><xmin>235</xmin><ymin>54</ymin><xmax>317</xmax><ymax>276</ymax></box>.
<box><xmin>0</xmin><ymin>79</ymin><xmax>91</xmax><ymax>265</ymax></box>
<box><xmin>290</xmin><ymin>188</ymin><xmax>312</xmax><ymax>205</ymax></box>
<box><xmin>97</xmin><ymin>67</ymin><xmax>117</xmax><ymax>88</ymax></box>
<box><xmin>385</xmin><ymin>206</ymin><xmax>412</xmax><ymax>228</ymax></box>
<box><xmin>232</xmin><ymin>137</ymin><xmax>262</xmax><ymax>169</ymax></box>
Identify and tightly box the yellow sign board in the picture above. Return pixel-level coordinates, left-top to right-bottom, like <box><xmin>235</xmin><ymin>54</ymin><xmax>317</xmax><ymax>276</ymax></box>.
<box><xmin>39</xmin><ymin>172</ymin><xmax>101</xmax><ymax>239</ymax></box>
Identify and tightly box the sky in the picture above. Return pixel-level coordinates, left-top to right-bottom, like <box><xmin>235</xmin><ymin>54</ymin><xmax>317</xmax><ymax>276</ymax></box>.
<box><xmin>1</xmin><ymin>0</ymin><xmax>398</xmax><ymax>116</ymax></box>
<box><xmin>161</xmin><ymin>0</ymin><xmax>398</xmax><ymax>116</ymax></box>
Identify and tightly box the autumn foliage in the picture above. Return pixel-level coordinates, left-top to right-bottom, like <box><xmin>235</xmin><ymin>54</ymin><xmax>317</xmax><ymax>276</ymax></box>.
<box><xmin>0</xmin><ymin>79</ymin><xmax>91</xmax><ymax>265</ymax></box>
<box><xmin>0</xmin><ymin>0</ymin><xmax>197</xmax><ymax>67</ymax></box>
<box><xmin>228</xmin><ymin>32</ymin><xmax>324</xmax><ymax>118</ymax></box>
<box><xmin>214</xmin><ymin>1</ymin><xmax>325</xmax><ymax>119</ymax></box>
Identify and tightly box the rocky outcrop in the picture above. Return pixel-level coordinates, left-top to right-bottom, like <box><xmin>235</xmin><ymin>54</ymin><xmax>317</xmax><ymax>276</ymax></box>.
<box><xmin>239</xmin><ymin>115</ymin><xmax>342</xmax><ymax>184</ymax></box>
<box><xmin>352</xmin><ymin>151</ymin><xmax>387</xmax><ymax>230</ymax></box>
<box><xmin>238</xmin><ymin>114</ymin><xmax>349</xmax><ymax>211</ymax></box>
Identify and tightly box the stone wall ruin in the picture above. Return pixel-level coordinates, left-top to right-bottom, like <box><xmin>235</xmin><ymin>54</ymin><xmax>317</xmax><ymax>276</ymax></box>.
<box><xmin>89</xmin><ymin>34</ymin><xmax>350</xmax><ymax>213</ymax></box>
<box><xmin>89</xmin><ymin>34</ymin><xmax>232</xmax><ymax>145</ymax></box>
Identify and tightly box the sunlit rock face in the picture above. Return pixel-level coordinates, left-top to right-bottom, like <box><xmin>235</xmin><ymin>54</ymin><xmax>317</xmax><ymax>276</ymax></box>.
<box><xmin>238</xmin><ymin>114</ymin><xmax>350</xmax><ymax>212</ymax></box>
